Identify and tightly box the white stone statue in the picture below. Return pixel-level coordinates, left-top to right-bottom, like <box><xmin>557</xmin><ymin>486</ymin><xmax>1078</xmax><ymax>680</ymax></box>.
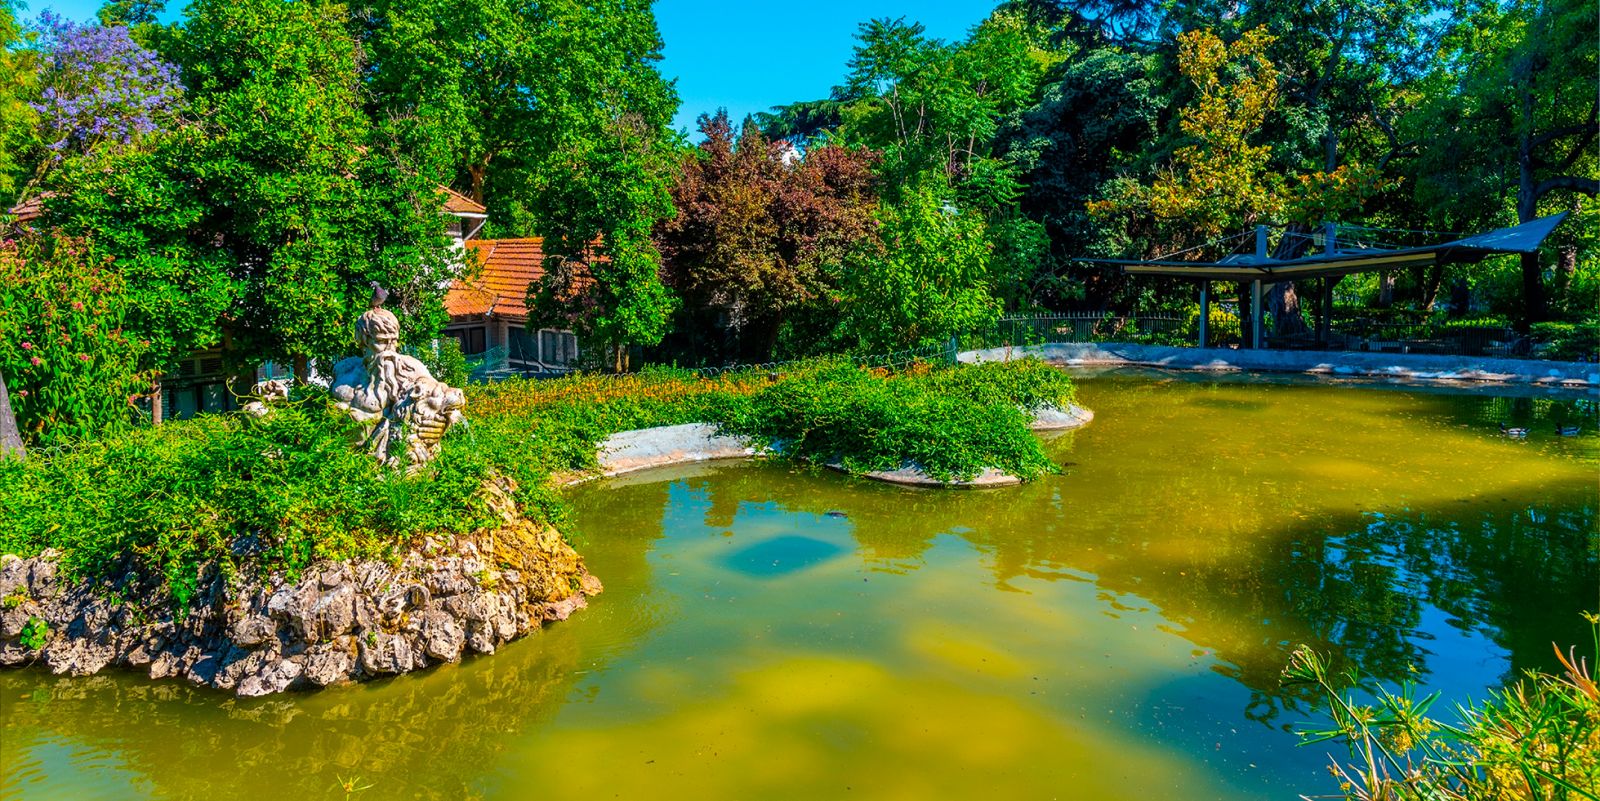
<box><xmin>242</xmin><ymin>378</ymin><xmax>291</xmax><ymax>417</ymax></box>
<box><xmin>330</xmin><ymin>291</ymin><xmax>466</xmax><ymax>471</ymax></box>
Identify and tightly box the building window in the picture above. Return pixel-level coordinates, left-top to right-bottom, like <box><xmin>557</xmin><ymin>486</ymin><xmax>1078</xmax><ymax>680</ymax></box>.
<box><xmin>450</xmin><ymin>326</ymin><xmax>487</xmax><ymax>355</ymax></box>
<box><xmin>508</xmin><ymin>326</ymin><xmax>536</xmax><ymax>365</ymax></box>
<box><xmin>540</xmin><ymin>329</ymin><xmax>577</xmax><ymax>368</ymax></box>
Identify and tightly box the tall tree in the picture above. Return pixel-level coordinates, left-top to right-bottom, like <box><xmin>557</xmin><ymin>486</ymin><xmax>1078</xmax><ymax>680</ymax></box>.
<box><xmin>0</xmin><ymin>0</ymin><xmax>36</xmax><ymax>203</ymax></box>
<box><xmin>1415</xmin><ymin>0</ymin><xmax>1597</xmax><ymax>323</ymax></box>
<box><xmin>1002</xmin><ymin>47</ymin><xmax>1160</xmax><ymax>308</ymax></box>
<box><xmin>360</xmin><ymin>0</ymin><xmax>682</xmax><ymax>355</ymax></box>
<box><xmin>170</xmin><ymin>0</ymin><xmax>454</xmax><ymax>366</ymax></box>
<box><xmin>1090</xmin><ymin>28</ymin><xmax>1385</xmax><ymax>329</ymax></box>
<box><xmin>836</xmin><ymin>184</ymin><xmax>1002</xmax><ymax>352</ymax></box>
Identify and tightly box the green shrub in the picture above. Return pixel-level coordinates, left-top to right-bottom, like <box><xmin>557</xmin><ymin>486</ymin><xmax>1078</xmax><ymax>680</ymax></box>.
<box><xmin>723</xmin><ymin>359</ymin><xmax>1071</xmax><ymax>481</ymax></box>
<box><xmin>412</xmin><ymin>337</ymin><xmax>471</xmax><ymax>386</ymax></box>
<box><xmin>1283</xmin><ymin>616</ymin><xmax>1600</xmax><ymax>801</ymax></box>
<box><xmin>1531</xmin><ymin>319</ymin><xmax>1599</xmax><ymax>362</ymax></box>
<box><xmin>0</xmin><ymin>234</ymin><xmax>152</xmax><ymax>447</ymax></box>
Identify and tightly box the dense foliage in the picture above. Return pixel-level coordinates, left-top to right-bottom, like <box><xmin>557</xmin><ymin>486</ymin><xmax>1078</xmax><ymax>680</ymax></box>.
<box><xmin>0</xmin><ymin>234</ymin><xmax>149</xmax><ymax>446</ymax></box>
<box><xmin>743</xmin><ymin>0</ymin><xmax>1596</xmax><ymax>338</ymax></box>
<box><xmin>0</xmin><ymin>358</ymin><xmax>1076</xmax><ymax>601</ymax></box>
<box><xmin>359</xmin><ymin>0</ymin><xmax>682</xmax><ymax>353</ymax></box>
<box><xmin>656</xmin><ymin>111</ymin><xmax>881</xmax><ymax>361</ymax></box>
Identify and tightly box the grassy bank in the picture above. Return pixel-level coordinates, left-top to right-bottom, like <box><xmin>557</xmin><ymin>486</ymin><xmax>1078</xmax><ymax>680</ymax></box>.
<box><xmin>0</xmin><ymin>358</ymin><xmax>1075</xmax><ymax>604</ymax></box>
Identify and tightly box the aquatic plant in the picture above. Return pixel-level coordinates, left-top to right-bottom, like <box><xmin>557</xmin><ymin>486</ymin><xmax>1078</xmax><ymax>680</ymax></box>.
<box><xmin>1283</xmin><ymin>615</ymin><xmax>1600</xmax><ymax>801</ymax></box>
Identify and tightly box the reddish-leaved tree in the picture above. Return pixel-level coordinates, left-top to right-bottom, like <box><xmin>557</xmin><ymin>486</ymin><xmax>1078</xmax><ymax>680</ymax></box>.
<box><xmin>656</xmin><ymin>111</ymin><xmax>880</xmax><ymax>360</ymax></box>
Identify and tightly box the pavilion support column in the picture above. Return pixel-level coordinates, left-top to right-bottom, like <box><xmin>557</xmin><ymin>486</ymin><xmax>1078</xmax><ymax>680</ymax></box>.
<box><xmin>1198</xmin><ymin>280</ymin><xmax>1210</xmax><ymax>348</ymax></box>
<box><xmin>1250</xmin><ymin>279</ymin><xmax>1263</xmax><ymax>349</ymax></box>
<box><xmin>1317</xmin><ymin>277</ymin><xmax>1333</xmax><ymax>346</ymax></box>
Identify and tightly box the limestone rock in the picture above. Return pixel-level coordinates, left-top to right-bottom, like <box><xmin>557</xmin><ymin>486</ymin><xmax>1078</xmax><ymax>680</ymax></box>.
<box><xmin>0</xmin><ymin>518</ymin><xmax>597</xmax><ymax>695</ymax></box>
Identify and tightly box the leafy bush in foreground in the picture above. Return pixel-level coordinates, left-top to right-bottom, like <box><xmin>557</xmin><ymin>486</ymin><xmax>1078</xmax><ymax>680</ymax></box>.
<box><xmin>0</xmin><ymin>358</ymin><xmax>1075</xmax><ymax>601</ymax></box>
<box><xmin>1283</xmin><ymin>617</ymin><xmax>1600</xmax><ymax>801</ymax></box>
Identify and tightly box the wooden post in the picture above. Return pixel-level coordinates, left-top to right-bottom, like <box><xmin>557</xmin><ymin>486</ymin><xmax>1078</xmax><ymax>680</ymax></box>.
<box><xmin>1198</xmin><ymin>280</ymin><xmax>1210</xmax><ymax>348</ymax></box>
<box><xmin>1318</xmin><ymin>277</ymin><xmax>1334</xmax><ymax>346</ymax></box>
<box><xmin>149</xmin><ymin>380</ymin><xmax>163</xmax><ymax>425</ymax></box>
<box><xmin>1251</xmin><ymin>226</ymin><xmax>1269</xmax><ymax>350</ymax></box>
<box><xmin>1251</xmin><ymin>279</ymin><xmax>1263</xmax><ymax>349</ymax></box>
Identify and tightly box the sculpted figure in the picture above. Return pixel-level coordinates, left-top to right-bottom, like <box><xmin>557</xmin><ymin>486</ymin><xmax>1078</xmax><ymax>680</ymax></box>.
<box><xmin>330</xmin><ymin>291</ymin><xmax>466</xmax><ymax>471</ymax></box>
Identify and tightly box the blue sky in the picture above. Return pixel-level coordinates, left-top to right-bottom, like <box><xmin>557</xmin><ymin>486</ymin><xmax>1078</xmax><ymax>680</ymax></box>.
<box><xmin>25</xmin><ymin>0</ymin><xmax>998</xmax><ymax>137</ymax></box>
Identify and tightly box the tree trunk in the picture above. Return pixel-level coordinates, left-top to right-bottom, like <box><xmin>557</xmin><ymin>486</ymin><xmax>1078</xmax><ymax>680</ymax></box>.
<box><xmin>1516</xmin><ymin>85</ymin><xmax>1546</xmax><ymax>327</ymax></box>
<box><xmin>149</xmin><ymin>380</ymin><xmax>163</xmax><ymax>425</ymax></box>
<box><xmin>469</xmin><ymin>162</ymin><xmax>488</xmax><ymax>204</ymax></box>
<box><xmin>1448</xmin><ymin>279</ymin><xmax>1470</xmax><ymax>319</ymax></box>
<box><xmin>1554</xmin><ymin>245</ymin><xmax>1577</xmax><ymax>293</ymax></box>
<box><xmin>0</xmin><ymin>372</ymin><xmax>24</xmax><ymax>460</ymax></box>
<box><xmin>1266</xmin><ymin>282</ymin><xmax>1309</xmax><ymax>337</ymax></box>
<box><xmin>1419</xmin><ymin>264</ymin><xmax>1445</xmax><ymax>312</ymax></box>
<box><xmin>292</xmin><ymin>355</ymin><xmax>310</xmax><ymax>385</ymax></box>
<box><xmin>1376</xmin><ymin>273</ymin><xmax>1395</xmax><ymax>307</ymax></box>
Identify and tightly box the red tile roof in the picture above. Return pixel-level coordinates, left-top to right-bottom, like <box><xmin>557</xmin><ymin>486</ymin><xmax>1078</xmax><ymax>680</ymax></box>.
<box><xmin>448</xmin><ymin>239</ymin><xmax>545</xmax><ymax>320</ymax></box>
<box><xmin>446</xmin><ymin>238</ymin><xmax>598</xmax><ymax>322</ymax></box>
<box><xmin>6</xmin><ymin>193</ymin><xmax>51</xmax><ymax>224</ymax></box>
<box><xmin>441</xmin><ymin>187</ymin><xmax>487</xmax><ymax>216</ymax></box>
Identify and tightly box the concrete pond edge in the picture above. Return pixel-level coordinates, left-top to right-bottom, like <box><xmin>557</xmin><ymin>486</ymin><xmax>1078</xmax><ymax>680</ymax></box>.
<box><xmin>962</xmin><ymin>342</ymin><xmax>1600</xmax><ymax>389</ymax></box>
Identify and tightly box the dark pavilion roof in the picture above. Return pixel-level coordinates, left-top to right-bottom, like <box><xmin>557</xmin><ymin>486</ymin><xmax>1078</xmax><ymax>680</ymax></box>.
<box><xmin>1087</xmin><ymin>213</ymin><xmax>1570</xmax><ymax>282</ymax></box>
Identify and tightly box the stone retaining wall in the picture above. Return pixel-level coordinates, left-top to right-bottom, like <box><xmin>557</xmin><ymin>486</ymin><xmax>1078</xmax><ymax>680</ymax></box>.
<box><xmin>0</xmin><ymin>503</ymin><xmax>599</xmax><ymax>696</ymax></box>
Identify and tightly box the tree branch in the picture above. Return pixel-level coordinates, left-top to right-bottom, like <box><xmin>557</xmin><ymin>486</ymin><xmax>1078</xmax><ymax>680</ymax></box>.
<box><xmin>1533</xmin><ymin>175</ymin><xmax>1600</xmax><ymax>202</ymax></box>
<box><xmin>1529</xmin><ymin>101</ymin><xmax>1598</xmax><ymax>150</ymax></box>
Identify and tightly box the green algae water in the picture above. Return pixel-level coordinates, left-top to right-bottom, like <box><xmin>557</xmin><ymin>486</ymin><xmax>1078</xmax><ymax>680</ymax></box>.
<box><xmin>3</xmin><ymin>371</ymin><xmax>1596</xmax><ymax>800</ymax></box>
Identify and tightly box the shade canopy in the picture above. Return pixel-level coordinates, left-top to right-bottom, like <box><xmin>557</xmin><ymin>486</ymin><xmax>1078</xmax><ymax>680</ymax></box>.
<box><xmin>1083</xmin><ymin>213</ymin><xmax>1570</xmax><ymax>282</ymax></box>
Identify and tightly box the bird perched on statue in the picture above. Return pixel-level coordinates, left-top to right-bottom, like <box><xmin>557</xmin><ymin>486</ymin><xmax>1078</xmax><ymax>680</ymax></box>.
<box><xmin>370</xmin><ymin>282</ymin><xmax>389</xmax><ymax>309</ymax></box>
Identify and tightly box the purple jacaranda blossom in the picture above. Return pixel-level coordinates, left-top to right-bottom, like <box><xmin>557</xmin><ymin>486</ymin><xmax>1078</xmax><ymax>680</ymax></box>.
<box><xmin>30</xmin><ymin>12</ymin><xmax>184</xmax><ymax>159</ymax></box>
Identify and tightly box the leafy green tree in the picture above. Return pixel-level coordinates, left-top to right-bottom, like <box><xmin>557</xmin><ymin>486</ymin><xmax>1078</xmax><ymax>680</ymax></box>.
<box><xmin>1090</xmin><ymin>28</ymin><xmax>1387</xmax><ymax>329</ymax></box>
<box><xmin>0</xmin><ymin>0</ymin><xmax>37</xmax><ymax>203</ymax></box>
<box><xmin>1001</xmin><ymin>47</ymin><xmax>1160</xmax><ymax>307</ymax></box>
<box><xmin>836</xmin><ymin>184</ymin><xmax>1001</xmax><ymax>351</ymax></box>
<box><xmin>359</xmin><ymin>0</ymin><xmax>682</xmax><ymax>356</ymax></box>
<box><xmin>827</xmin><ymin>11</ymin><xmax>1056</xmax><ymax>202</ymax></box>
<box><xmin>1409</xmin><ymin>0</ymin><xmax>1597</xmax><ymax>324</ymax></box>
<box><xmin>171</xmin><ymin>0</ymin><xmax>453</xmax><ymax>366</ymax></box>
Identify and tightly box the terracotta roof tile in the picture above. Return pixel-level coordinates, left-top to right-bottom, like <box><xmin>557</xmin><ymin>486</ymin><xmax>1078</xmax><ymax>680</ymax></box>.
<box><xmin>6</xmin><ymin>193</ymin><xmax>51</xmax><ymax>224</ymax></box>
<box><xmin>440</xmin><ymin>187</ymin><xmax>487</xmax><ymax>216</ymax></box>
<box><xmin>446</xmin><ymin>238</ymin><xmax>596</xmax><ymax>322</ymax></box>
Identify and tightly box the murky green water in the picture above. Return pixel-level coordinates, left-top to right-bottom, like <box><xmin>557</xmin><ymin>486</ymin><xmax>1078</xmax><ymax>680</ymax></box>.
<box><xmin>4</xmin><ymin>371</ymin><xmax>1596</xmax><ymax>800</ymax></box>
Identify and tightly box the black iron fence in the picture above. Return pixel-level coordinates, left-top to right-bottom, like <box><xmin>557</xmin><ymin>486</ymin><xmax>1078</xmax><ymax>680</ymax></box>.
<box><xmin>981</xmin><ymin>312</ymin><xmax>1191</xmax><ymax>348</ymax></box>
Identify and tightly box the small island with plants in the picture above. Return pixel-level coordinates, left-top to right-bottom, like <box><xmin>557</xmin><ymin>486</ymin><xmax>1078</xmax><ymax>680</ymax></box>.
<box><xmin>0</xmin><ymin>302</ymin><xmax>1085</xmax><ymax>694</ymax></box>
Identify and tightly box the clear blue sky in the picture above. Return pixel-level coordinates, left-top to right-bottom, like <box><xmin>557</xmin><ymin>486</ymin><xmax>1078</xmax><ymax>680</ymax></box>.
<box><xmin>25</xmin><ymin>0</ymin><xmax>999</xmax><ymax>137</ymax></box>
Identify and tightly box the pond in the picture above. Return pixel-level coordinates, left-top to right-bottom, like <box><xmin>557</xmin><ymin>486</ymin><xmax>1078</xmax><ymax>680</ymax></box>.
<box><xmin>3</xmin><ymin>371</ymin><xmax>1596</xmax><ymax>800</ymax></box>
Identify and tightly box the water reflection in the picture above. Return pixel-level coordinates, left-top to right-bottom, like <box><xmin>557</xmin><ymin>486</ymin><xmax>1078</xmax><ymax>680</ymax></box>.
<box><xmin>3</xmin><ymin>374</ymin><xmax>1595</xmax><ymax>801</ymax></box>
